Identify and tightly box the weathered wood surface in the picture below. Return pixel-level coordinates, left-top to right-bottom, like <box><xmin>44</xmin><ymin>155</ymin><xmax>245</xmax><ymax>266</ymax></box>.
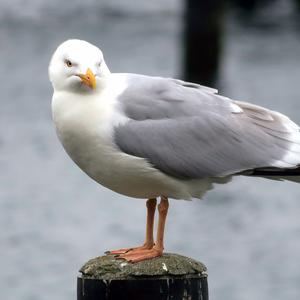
<box><xmin>77</xmin><ymin>253</ymin><xmax>208</xmax><ymax>300</ymax></box>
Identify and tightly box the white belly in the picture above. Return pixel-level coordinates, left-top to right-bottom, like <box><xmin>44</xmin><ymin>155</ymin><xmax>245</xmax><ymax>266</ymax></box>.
<box><xmin>51</xmin><ymin>91</ymin><xmax>204</xmax><ymax>199</ymax></box>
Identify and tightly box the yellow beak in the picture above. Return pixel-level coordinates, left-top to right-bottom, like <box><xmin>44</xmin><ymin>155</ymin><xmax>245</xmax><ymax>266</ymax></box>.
<box><xmin>77</xmin><ymin>68</ymin><xmax>96</xmax><ymax>89</ymax></box>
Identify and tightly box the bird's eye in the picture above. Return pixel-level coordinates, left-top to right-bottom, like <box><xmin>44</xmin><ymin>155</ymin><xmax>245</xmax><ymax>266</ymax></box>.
<box><xmin>97</xmin><ymin>62</ymin><xmax>101</xmax><ymax>67</ymax></box>
<box><xmin>65</xmin><ymin>59</ymin><xmax>73</xmax><ymax>67</ymax></box>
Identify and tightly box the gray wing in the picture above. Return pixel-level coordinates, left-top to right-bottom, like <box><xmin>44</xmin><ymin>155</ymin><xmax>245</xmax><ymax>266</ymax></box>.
<box><xmin>113</xmin><ymin>74</ymin><xmax>300</xmax><ymax>179</ymax></box>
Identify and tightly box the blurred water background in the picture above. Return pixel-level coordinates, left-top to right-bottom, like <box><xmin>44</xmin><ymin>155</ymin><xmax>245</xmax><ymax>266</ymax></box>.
<box><xmin>1</xmin><ymin>0</ymin><xmax>300</xmax><ymax>299</ymax></box>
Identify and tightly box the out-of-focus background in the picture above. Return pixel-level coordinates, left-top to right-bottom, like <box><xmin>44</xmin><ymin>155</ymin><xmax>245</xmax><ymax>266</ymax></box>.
<box><xmin>1</xmin><ymin>0</ymin><xmax>300</xmax><ymax>299</ymax></box>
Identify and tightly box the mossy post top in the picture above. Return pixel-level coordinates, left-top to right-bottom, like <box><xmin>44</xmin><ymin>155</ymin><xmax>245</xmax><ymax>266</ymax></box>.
<box><xmin>79</xmin><ymin>253</ymin><xmax>207</xmax><ymax>280</ymax></box>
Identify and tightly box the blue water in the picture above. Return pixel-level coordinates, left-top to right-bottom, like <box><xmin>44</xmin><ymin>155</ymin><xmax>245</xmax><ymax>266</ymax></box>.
<box><xmin>1</xmin><ymin>1</ymin><xmax>300</xmax><ymax>299</ymax></box>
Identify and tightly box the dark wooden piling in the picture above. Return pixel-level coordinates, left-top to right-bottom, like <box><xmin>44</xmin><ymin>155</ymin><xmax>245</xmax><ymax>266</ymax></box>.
<box><xmin>77</xmin><ymin>253</ymin><xmax>208</xmax><ymax>300</ymax></box>
<box><xmin>295</xmin><ymin>0</ymin><xmax>300</xmax><ymax>11</ymax></box>
<box><xmin>231</xmin><ymin>0</ymin><xmax>259</xmax><ymax>11</ymax></box>
<box><xmin>183</xmin><ymin>0</ymin><xmax>225</xmax><ymax>86</ymax></box>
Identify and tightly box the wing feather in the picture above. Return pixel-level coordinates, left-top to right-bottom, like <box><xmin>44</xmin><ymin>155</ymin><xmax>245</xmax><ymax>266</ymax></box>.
<box><xmin>113</xmin><ymin>74</ymin><xmax>300</xmax><ymax>179</ymax></box>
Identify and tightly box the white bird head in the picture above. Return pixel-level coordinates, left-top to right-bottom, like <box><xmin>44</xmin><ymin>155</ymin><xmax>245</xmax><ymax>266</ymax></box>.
<box><xmin>49</xmin><ymin>39</ymin><xmax>110</xmax><ymax>92</ymax></box>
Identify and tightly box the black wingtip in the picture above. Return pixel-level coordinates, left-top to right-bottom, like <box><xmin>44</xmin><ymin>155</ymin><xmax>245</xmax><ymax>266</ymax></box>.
<box><xmin>250</xmin><ymin>166</ymin><xmax>300</xmax><ymax>177</ymax></box>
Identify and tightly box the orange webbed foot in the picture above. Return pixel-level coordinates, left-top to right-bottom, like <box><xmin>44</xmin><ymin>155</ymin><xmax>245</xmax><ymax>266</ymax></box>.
<box><xmin>105</xmin><ymin>244</ymin><xmax>154</xmax><ymax>256</ymax></box>
<box><xmin>117</xmin><ymin>247</ymin><xmax>162</xmax><ymax>263</ymax></box>
<box><xmin>105</xmin><ymin>248</ymin><xmax>133</xmax><ymax>255</ymax></box>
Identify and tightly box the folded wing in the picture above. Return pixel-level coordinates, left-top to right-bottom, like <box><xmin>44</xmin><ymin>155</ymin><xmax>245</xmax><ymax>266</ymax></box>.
<box><xmin>113</xmin><ymin>74</ymin><xmax>300</xmax><ymax>179</ymax></box>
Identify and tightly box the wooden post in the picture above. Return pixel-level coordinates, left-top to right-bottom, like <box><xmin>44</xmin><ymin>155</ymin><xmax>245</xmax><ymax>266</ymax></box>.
<box><xmin>77</xmin><ymin>253</ymin><xmax>208</xmax><ymax>300</ymax></box>
<box><xmin>295</xmin><ymin>0</ymin><xmax>300</xmax><ymax>10</ymax></box>
<box><xmin>231</xmin><ymin>0</ymin><xmax>259</xmax><ymax>11</ymax></box>
<box><xmin>184</xmin><ymin>0</ymin><xmax>225</xmax><ymax>86</ymax></box>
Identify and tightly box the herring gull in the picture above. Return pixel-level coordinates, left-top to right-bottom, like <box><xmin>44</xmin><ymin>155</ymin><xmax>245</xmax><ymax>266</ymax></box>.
<box><xmin>49</xmin><ymin>39</ymin><xmax>300</xmax><ymax>262</ymax></box>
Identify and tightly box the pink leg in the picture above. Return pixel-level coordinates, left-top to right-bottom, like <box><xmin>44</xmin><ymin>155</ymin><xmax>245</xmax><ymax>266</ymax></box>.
<box><xmin>105</xmin><ymin>198</ymin><xmax>157</xmax><ymax>255</ymax></box>
<box><xmin>118</xmin><ymin>196</ymin><xmax>169</xmax><ymax>263</ymax></box>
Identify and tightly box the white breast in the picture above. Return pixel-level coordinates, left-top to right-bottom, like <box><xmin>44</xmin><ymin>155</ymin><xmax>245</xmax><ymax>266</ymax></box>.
<box><xmin>51</xmin><ymin>76</ymin><xmax>200</xmax><ymax>200</ymax></box>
